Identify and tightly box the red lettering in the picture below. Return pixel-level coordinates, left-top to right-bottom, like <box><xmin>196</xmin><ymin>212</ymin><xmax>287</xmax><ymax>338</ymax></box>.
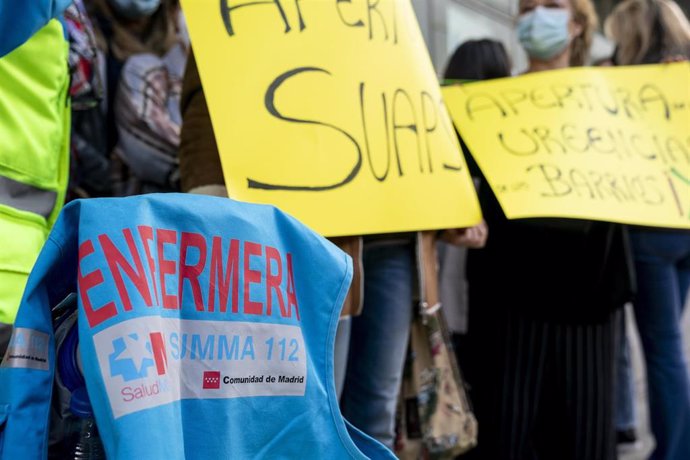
<box><xmin>99</xmin><ymin>230</ymin><xmax>152</xmax><ymax>311</ymax></box>
<box><xmin>243</xmin><ymin>241</ymin><xmax>263</xmax><ymax>315</ymax></box>
<box><xmin>265</xmin><ymin>246</ymin><xmax>286</xmax><ymax>317</ymax></box>
<box><xmin>149</xmin><ymin>332</ymin><xmax>167</xmax><ymax>376</ymax></box>
<box><xmin>138</xmin><ymin>226</ymin><xmax>159</xmax><ymax>305</ymax></box>
<box><xmin>208</xmin><ymin>237</ymin><xmax>240</xmax><ymax>313</ymax></box>
<box><xmin>286</xmin><ymin>253</ymin><xmax>300</xmax><ymax>320</ymax></box>
<box><xmin>78</xmin><ymin>240</ymin><xmax>117</xmax><ymax>328</ymax></box>
<box><xmin>179</xmin><ymin>232</ymin><xmax>207</xmax><ymax>311</ymax></box>
<box><xmin>157</xmin><ymin>229</ymin><xmax>178</xmax><ymax>309</ymax></box>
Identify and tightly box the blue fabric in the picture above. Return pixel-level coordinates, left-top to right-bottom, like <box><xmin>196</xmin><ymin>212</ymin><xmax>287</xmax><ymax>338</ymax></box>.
<box><xmin>334</xmin><ymin>317</ymin><xmax>352</xmax><ymax>399</ymax></box>
<box><xmin>0</xmin><ymin>194</ymin><xmax>395</xmax><ymax>459</ymax></box>
<box><xmin>615</xmin><ymin>307</ymin><xmax>637</xmax><ymax>431</ymax></box>
<box><xmin>0</xmin><ymin>0</ymin><xmax>72</xmax><ymax>57</ymax></box>
<box><xmin>631</xmin><ymin>230</ymin><xmax>690</xmax><ymax>460</ymax></box>
<box><xmin>341</xmin><ymin>243</ymin><xmax>415</xmax><ymax>449</ymax></box>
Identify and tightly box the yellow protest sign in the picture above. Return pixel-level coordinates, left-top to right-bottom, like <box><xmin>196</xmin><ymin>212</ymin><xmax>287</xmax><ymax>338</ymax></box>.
<box><xmin>443</xmin><ymin>63</ymin><xmax>690</xmax><ymax>229</ymax></box>
<box><xmin>444</xmin><ymin>64</ymin><xmax>690</xmax><ymax>228</ymax></box>
<box><xmin>180</xmin><ymin>0</ymin><xmax>481</xmax><ymax>237</ymax></box>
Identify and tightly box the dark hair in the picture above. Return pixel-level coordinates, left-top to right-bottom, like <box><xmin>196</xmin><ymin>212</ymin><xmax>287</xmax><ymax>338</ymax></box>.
<box><xmin>443</xmin><ymin>39</ymin><xmax>511</xmax><ymax>81</ymax></box>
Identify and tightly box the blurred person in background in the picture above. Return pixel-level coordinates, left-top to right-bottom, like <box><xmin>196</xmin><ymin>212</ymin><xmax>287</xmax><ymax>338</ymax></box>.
<box><xmin>65</xmin><ymin>0</ymin><xmax>110</xmax><ymax>200</ymax></box>
<box><xmin>0</xmin><ymin>1</ymin><xmax>72</xmax><ymax>354</ymax></box>
<box><xmin>86</xmin><ymin>0</ymin><xmax>187</xmax><ymax>196</ymax></box>
<box><xmin>606</xmin><ymin>2</ymin><xmax>690</xmax><ymax>459</ymax></box>
<box><xmin>112</xmin><ymin>25</ymin><xmax>187</xmax><ymax>195</ymax></box>
<box><xmin>461</xmin><ymin>1</ymin><xmax>635</xmax><ymax>459</ymax></box>
<box><xmin>439</xmin><ymin>39</ymin><xmax>508</xmax><ymax>367</ymax></box>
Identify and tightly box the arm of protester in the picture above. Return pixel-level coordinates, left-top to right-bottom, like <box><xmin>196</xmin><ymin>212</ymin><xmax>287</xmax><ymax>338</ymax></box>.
<box><xmin>0</xmin><ymin>0</ymin><xmax>73</xmax><ymax>57</ymax></box>
<box><xmin>441</xmin><ymin>220</ymin><xmax>488</xmax><ymax>249</ymax></box>
<box><xmin>179</xmin><ymin>50</ymin><xmax>227</xmax><ymax>197</ymax></box>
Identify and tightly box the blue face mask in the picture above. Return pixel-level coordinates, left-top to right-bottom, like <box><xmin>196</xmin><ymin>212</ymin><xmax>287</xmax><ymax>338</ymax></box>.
<box><xmin>108</xmin><ymin>0</ymin><xmax>162</xmax><ymax>18</ymax></box>
<box><xmin>517</xmin><ymin>6</ymin><xmax>571</xmax><ymax>61</ymax></box>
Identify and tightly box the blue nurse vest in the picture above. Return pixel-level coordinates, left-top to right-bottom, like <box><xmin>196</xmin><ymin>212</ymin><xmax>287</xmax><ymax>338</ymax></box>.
<box><xmin>0</xmin><ymin>194</ymin><xmax>394</xmax><ymax>459</ymax></box>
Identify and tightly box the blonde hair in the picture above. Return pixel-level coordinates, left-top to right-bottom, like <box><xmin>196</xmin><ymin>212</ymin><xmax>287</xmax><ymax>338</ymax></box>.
<box><xmin>570</xmin><ymin>0</ymin><xmax>600</xmax><ymax>66</ymax></box>
<box><xmin>605</xmin><ymin>0</ymin><xmax>690</xmax><ymax>65</ymax></box>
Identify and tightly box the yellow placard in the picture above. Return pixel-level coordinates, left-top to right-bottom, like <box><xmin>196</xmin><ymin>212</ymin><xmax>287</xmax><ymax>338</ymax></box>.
<box><xmin>443</xmin><ymin>63</ymin><xmax>690</xmax><ymax>229</ymax></box>
<box><xmin>180</xmin><ymin>0</ymin><xmax>481</xmax><ymax>237</ymax></box>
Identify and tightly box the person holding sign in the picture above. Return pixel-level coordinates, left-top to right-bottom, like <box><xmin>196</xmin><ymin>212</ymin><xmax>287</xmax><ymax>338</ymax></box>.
<box><xmin>459</xmin><ymin>1</ymin><xmax>635</xmax><ymax>459</ymax></box>
<box><xmin>606</xmin><ymin>2</ymin><xmax>690</xmax><ymax>459</ymax></box>
<box><xmin>438</xmin><ymin>38</ymin><xmax>509</xmax><ymax>373</ymax></box>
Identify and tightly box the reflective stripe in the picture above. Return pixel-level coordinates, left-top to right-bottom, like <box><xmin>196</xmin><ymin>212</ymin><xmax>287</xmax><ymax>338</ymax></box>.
<box><xmin>0</xmin><ymin>175</ymin><xmax>56</xmax><ymax>219</ymax></box>
<box><xmin>0</xmin><ymin>20</ymin><xmax>69</xmax><ymax>190</ymax></box>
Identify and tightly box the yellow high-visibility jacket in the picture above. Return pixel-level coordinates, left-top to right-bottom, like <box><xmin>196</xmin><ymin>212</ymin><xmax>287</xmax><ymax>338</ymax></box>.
<box><xmin>0</xmin><ymin>19</ymin><xmax>70</xmax><ymax>324</ymax></box>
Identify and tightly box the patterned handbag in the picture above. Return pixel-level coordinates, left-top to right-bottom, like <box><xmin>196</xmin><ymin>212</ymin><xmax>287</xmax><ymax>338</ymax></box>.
<box><xmin>395</xmin><ymin>304</ymin><xmax>477</xmax><ymax>459</ymax></box>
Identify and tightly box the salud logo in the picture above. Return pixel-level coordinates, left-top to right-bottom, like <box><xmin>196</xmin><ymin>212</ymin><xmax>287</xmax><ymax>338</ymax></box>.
<box><xmin>109</xmin><ymin>332</ymin><xmax>168</xmax><ymax>382</ymax></box>
<box><xmin>202</xmin><ymin>371</ymin><xmax>221</xmax><ymax>389</ymax></box>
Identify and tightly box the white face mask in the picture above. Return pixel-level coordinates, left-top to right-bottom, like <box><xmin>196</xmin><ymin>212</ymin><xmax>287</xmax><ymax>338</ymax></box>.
<box><xmin>517</xmin><ymin>6</ymin><xmax>571</xmax><ymax>61</ymax></box>
<box><xmin>108</xmin><ymin>0</ymin><xmax>162</xmax><ymax>19</ymax></box>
